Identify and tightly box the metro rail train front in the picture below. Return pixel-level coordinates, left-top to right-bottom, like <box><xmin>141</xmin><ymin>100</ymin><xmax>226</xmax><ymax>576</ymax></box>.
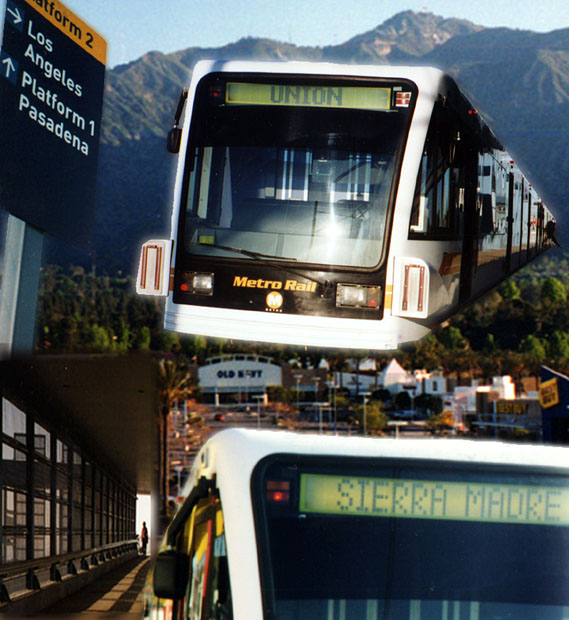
<box><xmin>137</xmin><ymin>60</ymin><xmax>557</xmax><ymax>349</ymax></box>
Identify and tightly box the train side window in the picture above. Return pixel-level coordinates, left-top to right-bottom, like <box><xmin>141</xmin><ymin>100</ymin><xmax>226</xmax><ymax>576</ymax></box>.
<box><xmin>409</xmin><ymin>103</ymin><xmax>464</xmax><ymax>240</ymax></box>
<box><xmin>184</xmin><ymin>498</ymin><xmax>232</xmax><ymax>620</ymax></box>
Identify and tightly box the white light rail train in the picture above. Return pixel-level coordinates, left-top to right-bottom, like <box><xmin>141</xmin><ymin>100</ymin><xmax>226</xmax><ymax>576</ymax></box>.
<box><xmin>145</xmin><ymin>429</ymin><xmax>569</xmax><ymax>619</ymax></box>
<box><xmin>137</xmin><ymin>61</ymin><xmax>557</xmax><ymax>349</ymax></box>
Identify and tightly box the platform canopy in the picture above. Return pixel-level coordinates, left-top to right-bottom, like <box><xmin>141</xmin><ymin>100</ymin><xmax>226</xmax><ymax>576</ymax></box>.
<box><xmin>1</xmin><ymin>355</ymin><xmax>158</xmax><ymax>493</ymax></box>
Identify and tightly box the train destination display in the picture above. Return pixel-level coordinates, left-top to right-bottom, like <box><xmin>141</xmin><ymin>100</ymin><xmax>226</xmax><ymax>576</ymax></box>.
<box><xmin>299</xmin><ymin>473</ymin><xmax>569</xmax><ymax>526</ymax></box>
<box><xmin>225</xmin><ymin>81</ymin><xmax>394</xmax><ymax>110</ymax></box>
<box><xmin>0</xmin><ymin>0</ymin><xmax>106</xmax><ymax>250</ymax></box>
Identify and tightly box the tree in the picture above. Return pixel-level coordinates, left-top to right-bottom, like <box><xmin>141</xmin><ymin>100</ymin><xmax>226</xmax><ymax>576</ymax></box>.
<box><xmin>411</xmin><ymin>333</ymin><xmax>445</xmax><ymax>371</ymax></box>
<box><xmin>426</xmin><ymin>410</ymin><xmax>455</xmax><ymax>434</ymax></box>
<box><xmin>356</xmin><ymin>400</ymin><xmax>387</xmax><ymax>435</ymax></box>
<box><xmin>548</xmin><ymin>331</ymin><xmax>569</xmax><ymax>367</ymax></box>
<box><xmin>370</xmin><ymin>388</ymin><xmax>392</xmax><ymax>404</ymax></box>
<box><xmin>133</xmin><ymin>325</ymin><xmax>152</xmax><ymax>351</ymax></box>
<box><xmin>394</xmin><ymin>391</ymin><xmax>411</xmax><ymax>411</ymax></box>
<box><xmin>438</xmin><ymin>326</ymin><xmax>469</xmax><ymax>352</ymax></box>
<box><xmin>414</xmin><ymin>393</ymin><xmax>442</xmax><ymax>416</ymax></box>
<box><xmin>158</xmin><ymin>358</ymin><xmax>194</xmax><ymax>524</ymax></box>
<box><xmin>541</xmin><ymin>278</ymin><xmax>567</xmax><ymax>306</ymax></box>
<box><xmin>500</xmin><ymin>279</ymin><xmax>521</xmax><ymax>301</ymax></box>
<box><xmin>518</xmin><ymin>335</ymin><xmax>547</xmax><ymax>375</ymax></box>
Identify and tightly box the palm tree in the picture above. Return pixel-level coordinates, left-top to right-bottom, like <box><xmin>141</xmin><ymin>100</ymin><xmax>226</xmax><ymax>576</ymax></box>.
<box><xmin>157</xmin><ymin>357</ymin><xmax>193</xmax><ymax>523</ymax></box>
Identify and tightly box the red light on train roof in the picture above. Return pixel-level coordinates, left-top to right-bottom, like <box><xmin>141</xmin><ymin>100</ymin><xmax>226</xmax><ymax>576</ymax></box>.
<box><xmin>266</xmin><ymin>480</ymin><xmax>290</xmax><ymax>503</ymax></box>
<box><xmin>209</xmin><ymin>84</ymin><xmax>225</xmax><ymax>101</ymax></box>
<box><xmin>468</xmin><ymin>109</ymin><xmax>478</xmax><ymax>115</ymax></box>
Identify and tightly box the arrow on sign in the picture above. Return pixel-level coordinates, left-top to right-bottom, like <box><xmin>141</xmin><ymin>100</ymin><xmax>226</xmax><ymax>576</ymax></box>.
<box><xmin>2</xmin><ymin>56</ymin><xmax>16</xmax><ymax>79</ymax></box>
<box><xmin>7</xmin><ymin>6</ymin><xmax>23</xmax><ymax>25</ymax></box>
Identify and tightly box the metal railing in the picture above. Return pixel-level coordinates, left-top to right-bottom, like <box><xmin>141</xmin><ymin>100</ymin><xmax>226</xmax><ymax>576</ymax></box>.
<box><xmin>0</xmin><ymin>538</ymin><xmax>138</xmax><ymax>605</ymax></box>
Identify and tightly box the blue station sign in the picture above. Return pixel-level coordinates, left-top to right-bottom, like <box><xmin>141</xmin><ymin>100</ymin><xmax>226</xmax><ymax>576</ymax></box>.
<box><xmin>0</xmin><ymin>0</ymin><xmax>106</xmax><ymax>250</ymax></box>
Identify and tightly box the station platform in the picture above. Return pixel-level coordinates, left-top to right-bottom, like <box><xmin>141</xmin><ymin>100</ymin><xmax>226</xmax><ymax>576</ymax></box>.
<box><xmin>24</xmin><ymin>555</ymin><xmax>150</xmax><ymax>619</ymax></box>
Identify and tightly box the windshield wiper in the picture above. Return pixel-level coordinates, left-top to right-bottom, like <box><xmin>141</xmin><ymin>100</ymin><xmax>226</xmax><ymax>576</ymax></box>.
<box><xmin>190</xmin><ymin>240</ymin><xmax>297</xmax><ymax>262</ymax></box>
<box><xmin>188</xmin><ymin>241</ymin><xmax>329</xmax><ymax>289</ymax></box>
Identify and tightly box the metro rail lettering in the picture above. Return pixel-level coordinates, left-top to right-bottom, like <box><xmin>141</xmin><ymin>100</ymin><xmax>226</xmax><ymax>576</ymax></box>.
<box><xmin>233</xmin><ymin>276</ymin><xmax>317</xmax><ymax>292</ymax></box>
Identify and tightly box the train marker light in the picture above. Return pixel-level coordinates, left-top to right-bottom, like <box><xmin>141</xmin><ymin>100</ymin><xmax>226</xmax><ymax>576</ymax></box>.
<box><xmin>392</xmin><ymin>257</ymin><xmax>429</xmax><ymax>319</ymax></box>
<box><xmin>136</xmin><ymin>240</ymin><xmax>172</xmax><ymax>296</ymax></box>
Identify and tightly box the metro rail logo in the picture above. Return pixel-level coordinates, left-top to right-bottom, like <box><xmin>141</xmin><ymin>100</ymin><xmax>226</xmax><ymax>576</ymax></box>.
<box><xmin>233</xmin><ymin>276</ymin><xmax>317</xmax><ymax>292</ymax></box>
<box><xmin>266</xmin><ymin>291</ymin><xmax>283</xmax><ymax>311</ymax></box>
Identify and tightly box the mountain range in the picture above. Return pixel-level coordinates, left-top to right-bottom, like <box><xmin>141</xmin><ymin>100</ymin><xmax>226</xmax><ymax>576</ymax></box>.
<box><xmin>79</xmin><ymin>10</ymin><xmax>569</xmax><ymax>273</ymax></box>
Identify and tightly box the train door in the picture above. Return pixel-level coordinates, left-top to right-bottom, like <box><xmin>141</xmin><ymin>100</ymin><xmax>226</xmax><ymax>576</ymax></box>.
<box><xmin>457</xmin><ymin>146</ymin><xmax>479</xmax><ymax>304</ymax></box>
<box><xmin>527</xmin><ymin>191</ymin><xmax>535</xmax><ymax>258</ymax></box>
<box><xmin>518</xmin><ymin>177</ymin><xmax>526</xmax><ymax>268</ymax></box>
<box><xmin>504</xmin><ymin>169</ymin><xmax>514</xmax><ymax>272</ymax></box>
<box><xmin>537</xmin><ymin>201</ymin><xmax>545</xmax><ymax>249</ymax></box>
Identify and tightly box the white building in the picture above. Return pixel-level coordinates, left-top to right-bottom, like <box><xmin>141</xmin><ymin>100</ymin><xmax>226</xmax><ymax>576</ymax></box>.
<box><xmin>198</xmin><ymin>355</ymin><xmax>282</xmax><ymax>404</ymax></box>
<box><xmin>491</xmin><ymin>376</ymin><xmax>516</xmax><ymax>400</ymax></box>
<box><xmin>423</xmin><ymin>372</ymin><xmax>447</xmax><ymax>396</ymax></box>
<box><xmin>380</xmin><ymin>359</ymin><xmax>413</xmax><ymax>394</ymax></box>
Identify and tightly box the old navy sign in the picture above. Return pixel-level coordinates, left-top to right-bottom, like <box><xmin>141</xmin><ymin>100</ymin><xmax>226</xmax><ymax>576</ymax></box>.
<box><xmin>0</xmin><ymin>0</ymin><xmax>106</xmax><ymax>250</ymax></box>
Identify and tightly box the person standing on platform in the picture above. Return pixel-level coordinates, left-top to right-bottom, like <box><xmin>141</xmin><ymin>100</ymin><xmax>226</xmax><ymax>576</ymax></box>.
<box><xmin>140</xmin><ymin>521</ymin><xmax>149</xmax><ymax>555</ymax></box>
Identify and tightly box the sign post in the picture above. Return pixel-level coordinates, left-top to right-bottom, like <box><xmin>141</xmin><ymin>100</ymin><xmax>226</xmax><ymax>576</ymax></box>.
<box><xmin>0</xmin><ymin>0</ymin><xmax>106</xmax><ymax>357</ymax></box>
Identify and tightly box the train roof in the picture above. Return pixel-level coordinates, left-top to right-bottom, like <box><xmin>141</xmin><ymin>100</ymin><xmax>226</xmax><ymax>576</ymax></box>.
<box><xmin>187</xmin><ymin>429</ymin><xmax>569</xmax><ymax>493</ymax></box>
<box><xmin>191</xmin><ymin>59</ymin><xmax>447</xmax><ymax>85</ymax></box>
<box><xmin>187</xmin><ymin>60</ymin><xmax>503</xmax><ymax>151</ymax></box>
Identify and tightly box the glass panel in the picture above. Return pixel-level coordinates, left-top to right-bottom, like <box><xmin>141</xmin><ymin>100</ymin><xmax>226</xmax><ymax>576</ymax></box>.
<box><xmin>182</xmin><ymin>78</ymin><xmax>414</xmax><ymax>269</ymax></box>
<box><xmin>34</xmin><ymin>422</ymin><xmax>50</xmax><ymax>458</ymax></box>
<box><xmin>56</xmin><ymin>470</ymin><xmax>68</xmax><ymax>501</ymax></box>
<box><xmin>34</xmin><ymin>534</ymin><xmax>50</xmax><ymax>559</ymax></box>
<box><xmin>34</xmin><ymin>496</ymin><xmax>49</xmax><ymax>528</ymax></box>
<box><xmin>2</xmin><ymin>443</ymin><xmax>26</xmax><ymax>486</ymax></box>
<box><xmin>255</xmin><ymin>456</ymin><xmax>569</xmax><ymax>619</ymax></box>
<box><xmin>2</xmin><ymin>534</ymin><xmax>26</xmax><ymax>562</ymax></box>
<box><xmin>2</xmin><ymin>399</ymin><xmax>26</xmax><ymax>442</ymax></box>
<box><xmin>73</xmin><ymin>477</ymin><xmax>82</xmax><ymax>504</ymax></box>
<box><xmin>2</xmin><ymin>443</ymin><xmax>14</xmax><ymax>460</ymax></box>
<box><xmin>34</xmin><ymin>458</ymin><xmax>51</xmax><ymax>494</ymax></box>
<box><xmin>56</xmin><ymin>439</ymin><xmax>69</xmax><ymax>464</ymax></box>
<box><xmin>185</xmin><ymin>146</ymin><xmax>392</xmax><ymax>268</ymax></box>
<box><xmin>15</xmin><ymin>490</ymin><xmax>26</xmax><ymax>526</ymax></box>
<box><xmin>72</xmin><ymin>534</ymin><xmax>80</xmax><ymax>551</ymax></box>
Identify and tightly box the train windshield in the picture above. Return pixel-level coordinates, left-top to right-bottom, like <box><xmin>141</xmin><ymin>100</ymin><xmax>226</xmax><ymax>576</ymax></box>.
<box><xmin>253</xmin><ymin>455</ymin><xmax>569</xmax><ymax>620</ymax></box>
<box><xmin>180</xmin><ymin>76</ymin><xmax>415</xmax><ymax>268</ymax></box>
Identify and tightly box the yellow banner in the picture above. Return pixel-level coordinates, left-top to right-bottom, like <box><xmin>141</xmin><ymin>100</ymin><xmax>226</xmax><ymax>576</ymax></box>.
<box><xmin>299</xmin><ymin>473</ymin><xmax>569</xmax><ymax>527</ymax></box>
<box><xmin>539</xmin><ymin>378</ymin><xmax>560</xmax><ymax>409</ymax></box>
<box><xmin>23</xmin><ymin>0</ymin><xmax>107</xmax><ymax>65</ymax></box>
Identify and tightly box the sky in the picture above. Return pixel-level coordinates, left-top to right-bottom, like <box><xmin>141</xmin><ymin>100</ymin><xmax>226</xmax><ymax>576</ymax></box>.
<box><xmin>14</xmin><ymin>0</ymin><xmax>569</xmax><ymax>68</ymax></box>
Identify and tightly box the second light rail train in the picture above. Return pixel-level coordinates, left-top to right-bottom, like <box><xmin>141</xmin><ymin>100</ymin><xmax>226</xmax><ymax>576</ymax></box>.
<box><xmin>137</xmin><ymin>60</ymin><xmax>557</xmax><ymax>349</ymax></box>
<box><xmin>144</xmin><ymin>429</ymin><xmax>569</xmax><ymax>620</ymax></box>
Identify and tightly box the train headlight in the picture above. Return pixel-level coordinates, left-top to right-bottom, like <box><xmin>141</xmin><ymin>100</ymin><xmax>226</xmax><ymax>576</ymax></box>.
<box><xmin>180</xmin><ymin>272</ymin><xmax>214</xmax><ymax>295</ymax></box>
<box><xmin>336</xmin><ymin>283</ymin><xmax>381</xmax><ymax>309</ymax></box>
